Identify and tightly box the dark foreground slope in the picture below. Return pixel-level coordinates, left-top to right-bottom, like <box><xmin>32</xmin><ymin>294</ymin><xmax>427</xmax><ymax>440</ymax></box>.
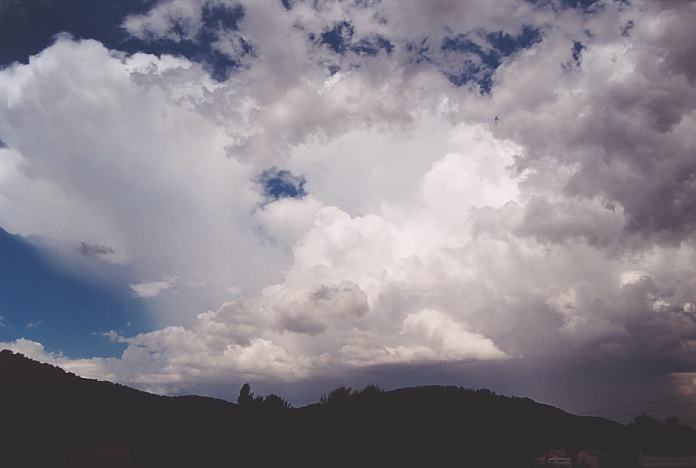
<box><xmin>1</xmin><ymin>350</ymin><xmax>694</xmax><ymax>468</ymax></box>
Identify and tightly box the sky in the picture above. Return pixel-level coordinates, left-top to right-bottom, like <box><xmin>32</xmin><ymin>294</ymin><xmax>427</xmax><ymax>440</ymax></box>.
<box><xmin>1</xmin><ymin>0</ymin><xmax>696</xmax><ymax>422</ymax></box>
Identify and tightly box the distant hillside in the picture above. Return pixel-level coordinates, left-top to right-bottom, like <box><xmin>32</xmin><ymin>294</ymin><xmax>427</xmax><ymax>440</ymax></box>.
<box><xmin>1</xmin><ymin>350</ymin><xmax>694</xmax><ymax>468</ymax></box>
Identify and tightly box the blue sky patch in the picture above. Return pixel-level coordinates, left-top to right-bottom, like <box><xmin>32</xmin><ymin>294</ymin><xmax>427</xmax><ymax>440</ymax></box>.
<box><xmin>0</xmin><ymin>228</ymin><xmax>149</xmax><ymax>358</ymax></box>
<box><xmin>572</xmin><ymin>41</ymin><xmax>585</xmax><ymax>65</ymax></box>
<box><xmin>352</xmin><ymin>35</ymin><xmax>394</xmax><ymax>57</ymax></box>
<box><xmin>527</xmin><ymin>0</ymin><xmax>603</xmax><ymax>13</ymax></box>
<box><xmin>320</xmin><ymin>21</ymin><xmax>354</xmax><ymax>54</ymax></box>
<box><xmin>0</xmin><ymin>0</ymin><xmax>155</xmax><ymax>67</ymax></box>
<box><xmin>561</xmin><ymin>0</ymin><xmax>603</xmax><ymax>11</ymax></box>
<box><xmin>258</xmin><ymin>168</ymin><xmax>307</xmax><ymax>202</ymax></box>
<box><xmin>120</xmin><ymin>2</ymin><xmax>251</xmax><ymax>81</ymax></box>
<box><xmin>0</xmin><ymin>0</ymin><xmax>249</xmax><ymax>81</ymax></box>
<box><xmin>405</xmin><ymin>38</ymin><xmax>433</xmax><ymax>65</ymax></box>
<box><xmin>486</xmin><ymin>26</ymin><xmax>543</xmax><ymax>58</ymax></box>
<box><xmin>441</xmin><ymin>26</ymin><xmax>542</xmax><ymax>94</ymax></box>
<box><xmin>315</xmin><ymin>21</ymin><xmax>393</xmax><ymax>57</ymax></box>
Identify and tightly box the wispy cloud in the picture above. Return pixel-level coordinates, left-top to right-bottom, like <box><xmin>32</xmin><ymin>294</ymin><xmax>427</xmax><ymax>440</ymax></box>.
<box><xmin>130</xmin><ymin>279</ymin><xmax>177</xmax><ymax>298</ymax></box>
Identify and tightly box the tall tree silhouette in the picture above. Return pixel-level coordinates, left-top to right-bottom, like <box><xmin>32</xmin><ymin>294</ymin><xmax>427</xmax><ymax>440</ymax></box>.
<box><xmin>237</xmin><ymin>383</ymin><xmax>254</xmax><ymax>406</ymax></box>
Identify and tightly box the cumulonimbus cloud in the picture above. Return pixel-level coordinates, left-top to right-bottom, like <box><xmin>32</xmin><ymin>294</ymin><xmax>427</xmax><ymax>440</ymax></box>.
<box><xmin>1</xmin><ymin>0</ymin><xmax>695</xmax><ymax>411</ymax></box>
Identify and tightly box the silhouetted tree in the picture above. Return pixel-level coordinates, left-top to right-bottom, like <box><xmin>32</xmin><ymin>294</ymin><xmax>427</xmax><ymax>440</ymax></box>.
<box><xmin>356</xmin><ymin>384</ymin><xmax>383</xmax><ymax>398</ymax></box>
<box><xmin>320</xmin><ymin>385</ymin><xmax>353</xmax><ymax>406</ymax></box>
<box><xmin>238</xmin><ymin>383</ymin><xmax>254</xmax><ymax>406</ymax></box>
<box><xmin>263</xmin><ymin>394</ymin><xmax>291</xmax><ymax>410</ymax></box>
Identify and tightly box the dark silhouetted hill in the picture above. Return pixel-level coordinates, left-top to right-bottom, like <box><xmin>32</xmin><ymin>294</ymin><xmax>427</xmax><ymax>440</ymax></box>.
<box><xmin>1</xmin><ymin>350</ymin><xmax>694</xmax><ymax>467</ymax></box>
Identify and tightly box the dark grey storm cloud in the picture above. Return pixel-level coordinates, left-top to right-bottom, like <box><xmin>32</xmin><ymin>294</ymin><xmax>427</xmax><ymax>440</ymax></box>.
<box><xmin>78</xmin><ymin>241</ymin><xmax>115</xmax><ymax>259</ymax></box>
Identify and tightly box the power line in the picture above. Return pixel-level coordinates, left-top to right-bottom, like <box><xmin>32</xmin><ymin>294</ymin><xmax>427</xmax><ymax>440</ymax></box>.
<box><xmin>580</xmin><ymin>392</ymin><xmax>696</xmax><ymax>416</ymax></box>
